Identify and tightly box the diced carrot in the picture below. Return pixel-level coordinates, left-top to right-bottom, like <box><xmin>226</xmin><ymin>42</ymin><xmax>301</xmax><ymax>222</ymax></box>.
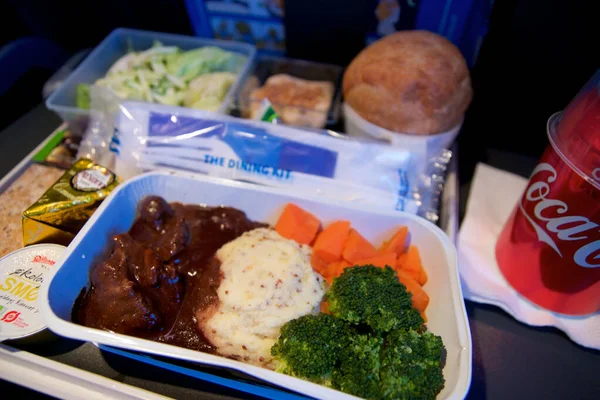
<box><xmin>378</xmin><ymin>226</ymin><xmax>409</xmax><ymax>256</ymax></box>
<box><xmin>320</xmin><ymin>301</ymin><xmax>330</xmax><ymax>314</ymax></box>
<box><xmin>275</xmin><ymin>203</ymin><xmax>321</xmax><ymax>245</ymax></box>
<box><xmin>311</xmin><ymin>252</ymin><xmax>328</xmax><ymax>275</ymax></box>
<box><xmin>323</xmin><ymin>260</ymin><xmax>351</xmax><ymax>284</ymax></box>
<box><xmin>354</xmin><ymin>252</ymin><xmax>397</xmax><ymax>269</ymax></box>
<box><xmin>396</xmin><ymin>245</ymin><xmax>428</xmax><ymax>286</ymax></box>
<box><xmin>397</xmin><ymin>270</ymin><xmax>430</xmax><ymax>316</ymax></box>
<box><xmin>342</xmin><ymin>229</ymin><xmax>378</xmax><ymax>264</ymax></box>
<box><xmin>419</xmin><ymin>268</ymin><xmax>428</xmax><ymax>286</ymax></box>
<box><xmin>412</xmin><ymin>287</ymin><xmax>430</xmax><ymax>316</ymax></box>
<box><xmin>313</xmin><ymin>220</ymin><xmax>351</xmax><ymax>263</ymax></box>
<box><xmin>321</xmin><ymin>272</ymin><xmax>333</xmax><ymax>285</ymax></box>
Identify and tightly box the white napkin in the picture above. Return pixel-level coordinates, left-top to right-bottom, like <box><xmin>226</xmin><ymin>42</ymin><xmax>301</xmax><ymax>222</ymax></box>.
<box><xmin>458</xmin><ymin>163</ymin><xmax>600</xmax><ymax>350</ymax></box>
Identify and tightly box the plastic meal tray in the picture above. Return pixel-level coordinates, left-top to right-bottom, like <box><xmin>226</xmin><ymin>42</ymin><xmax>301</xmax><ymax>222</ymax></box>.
<box><xmin>0</xmin><ymin>134</ymin><xmax>462</xmax><ymax>399</ymax></box>
<box><xmin>40</xmin><ymin>171</ymin><xmax>470</xmax><ymax>400</ymax></box>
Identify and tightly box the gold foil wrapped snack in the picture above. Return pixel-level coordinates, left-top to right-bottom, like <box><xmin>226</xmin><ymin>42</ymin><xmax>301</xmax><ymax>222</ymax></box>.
<box><xmin>22</xmin><ymin>159</ymin><xmax>120</xmax><ymax>246</ymax></box>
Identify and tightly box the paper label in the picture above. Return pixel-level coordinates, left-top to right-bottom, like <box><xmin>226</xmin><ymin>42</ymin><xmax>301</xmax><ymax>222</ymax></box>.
<box><xmin>0</xmin><ymin>245</ymin><xmax>64</xmax><ymax>340</ymax></box>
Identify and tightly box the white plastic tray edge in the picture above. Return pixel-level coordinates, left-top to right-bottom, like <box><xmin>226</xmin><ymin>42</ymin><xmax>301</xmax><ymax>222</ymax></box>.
<box><xmin>0</xmin><ymin>343</ymin><xmax>171</xmax><ymax>400</ymax></box>
<box><xmin>0</xmin><ymin>135</ymin><xmax>465</xmax><ymax>399</ymax></box>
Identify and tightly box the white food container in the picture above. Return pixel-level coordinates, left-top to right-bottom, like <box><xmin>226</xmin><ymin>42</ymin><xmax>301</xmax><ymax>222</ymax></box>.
<box><xmin>0</xmin><ymin>244</ymin><xmax>65</xmax><ymax>342</ymax></box>
<box><xmin>40</xmin><ymin>172</ymin><xmax>471</xmax><ymax>400</ymax></box>
<box><xmin>343</xmin><ymin>102</ymin><xmax>462</xmax><ymax>165</ymax></box>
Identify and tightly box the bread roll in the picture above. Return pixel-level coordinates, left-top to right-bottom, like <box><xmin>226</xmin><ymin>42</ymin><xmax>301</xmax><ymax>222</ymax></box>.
<box><xmin>343</xmin><ymin>30</ymin><xmax>472</xmax><ymax>135</ymax></box>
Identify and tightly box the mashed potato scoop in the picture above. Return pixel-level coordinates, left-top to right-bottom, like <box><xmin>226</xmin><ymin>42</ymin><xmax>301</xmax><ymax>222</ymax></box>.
<box><xmin>198</xmin><ymin>228</ymin><xmax>326</xmax><ymax>367</ymax></box>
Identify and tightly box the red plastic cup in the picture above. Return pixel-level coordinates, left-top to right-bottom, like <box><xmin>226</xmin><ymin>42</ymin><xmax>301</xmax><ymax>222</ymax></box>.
<box><xmin>495</xmin><ymin>71</ymin><xmax>600</xmax><ymax>316</ymax></box>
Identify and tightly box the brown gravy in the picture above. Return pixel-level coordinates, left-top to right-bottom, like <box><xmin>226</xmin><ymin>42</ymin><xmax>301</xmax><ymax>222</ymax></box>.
<box><xmin>73</xmin><ymin>196</ymin><xmax>265</xmax><ymax>352</ymax></box>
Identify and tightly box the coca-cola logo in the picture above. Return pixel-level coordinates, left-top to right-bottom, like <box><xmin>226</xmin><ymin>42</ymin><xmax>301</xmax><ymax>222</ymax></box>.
<box><xmin>519</xmin><ymin>163</ymin><xmax>600</xmax><ymax>268</ymax></box>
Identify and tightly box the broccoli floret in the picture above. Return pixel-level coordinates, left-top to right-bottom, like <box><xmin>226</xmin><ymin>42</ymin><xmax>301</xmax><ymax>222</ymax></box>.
<box><xmin>326</xmin><ymin>266</ymin><xmax>424</xmax><ymax>333</ymax></box>
<box><xmin>379</xmin><ymin>329</ymin><xmax>446</xmax><ymax>400</ymax></box>
<box><xmin>272</xmin><ymin>267</ymin><xmax>445</xmax><ymax>399</ymax></box>
<box><xmin>331</xmin><ymin>334</ymin><xmax>383</xmax><ymax>399</ymax></box>
<box><xmin>271</xmin><ymin>313</ymin><xmax>352</xmax><ymax>385</ymax></box>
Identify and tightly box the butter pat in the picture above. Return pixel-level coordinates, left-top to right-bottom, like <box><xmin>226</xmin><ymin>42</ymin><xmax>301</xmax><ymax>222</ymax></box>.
<box><xmin>22</xmin><ymin>159</ymin><xmax>120</xmax><ymax>246</ymax></box>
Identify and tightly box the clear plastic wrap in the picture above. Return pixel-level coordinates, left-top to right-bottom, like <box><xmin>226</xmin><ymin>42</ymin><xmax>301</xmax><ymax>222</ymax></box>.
<box><xmin>78</xmin><ymin>95</ymin><xmax>452</xmax><ymax>222</ymax></box>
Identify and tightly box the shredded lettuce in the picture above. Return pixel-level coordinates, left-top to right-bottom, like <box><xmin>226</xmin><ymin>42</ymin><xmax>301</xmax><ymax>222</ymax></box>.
<box><xmin>77</xmin><ymin>42</ymin><xmax>245</xmax><ymax>110</ymax></box>
<box><xmin>76</xmin><ymin>84</ymin><xmax>91</xmax><ymax>109</ymax></box>
<box><xmin>167</xmin><ymin>47</ymin><xmax>245</xmax><ymax>82</ymax></box>
<box><xmin>183</xmin><ymin>72</ymin><xmax>237</xmax><ymax>111</ymax></box>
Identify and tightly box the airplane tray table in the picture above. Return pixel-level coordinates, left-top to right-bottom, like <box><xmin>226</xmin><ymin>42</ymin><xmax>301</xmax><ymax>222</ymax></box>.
<box><xmin>0</xmin><ymin>114</ymin><xmax>459</xmax><ymax>399</ymax></box>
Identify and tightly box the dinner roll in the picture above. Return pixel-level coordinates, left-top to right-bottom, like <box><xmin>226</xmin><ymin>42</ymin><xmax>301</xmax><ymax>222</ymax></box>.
<box><xmin>343</xmin><ymin>30</ymin><xmax>472</xmax><ymax>135</ymax></box>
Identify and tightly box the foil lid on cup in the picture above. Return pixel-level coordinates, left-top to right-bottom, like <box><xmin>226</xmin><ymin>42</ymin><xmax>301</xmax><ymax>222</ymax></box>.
<box><xmin>0</xmin><ymin>244</ymin><xmax>65</xmax><ymax>341</ymax></box>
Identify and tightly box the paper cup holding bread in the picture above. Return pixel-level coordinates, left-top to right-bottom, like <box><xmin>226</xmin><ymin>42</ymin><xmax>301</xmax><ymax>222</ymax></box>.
<box><xmin>343</xmin><ymin>30</ymin><xmax>472</xmax><ymax>159</ymax></box>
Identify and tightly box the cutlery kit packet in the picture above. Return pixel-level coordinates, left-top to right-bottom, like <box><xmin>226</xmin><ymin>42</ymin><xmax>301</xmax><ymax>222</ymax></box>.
<box><xmin>78</xmin><ymin>92</ymin><xmax>451</xmax><ymax>222</ymax></box>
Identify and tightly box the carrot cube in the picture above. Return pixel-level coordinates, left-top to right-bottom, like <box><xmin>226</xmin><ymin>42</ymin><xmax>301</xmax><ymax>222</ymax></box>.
<box><xmin>396</xmin><ymin>245</ymin><xmax>428</xmax><ymax>286</ymax></box>
<box><xmin>324</xmin><ymin>260</ymin><xmax>351</xmax><ymax>284</ymax></box>
<box><xmin>275</xmin><ymin>203</ymin><xmax>320</xmax><ymax>245</ymax></box>
<box><xmin>379</xmin><ymin>226</ymin><xmax>409</xmax><ymax>256</ymax></box>
<box><xmin>354</xmin><ymin>252</ymin><xmax>397</xmax><ymax>269</ymax></box>
<box><xmin>342</xmin><ymin>229</ymin><xmax>378</xmax><ymax>264</ymax></box>
<box><xmin>313</xmin><ymin>220</ymin><xmax>351</xmax><ymax>263</ymax></box>
<box><xmin>397</xmin><ymin>270</ymin><xmax>430</xmax><ymax>316</ymax></box>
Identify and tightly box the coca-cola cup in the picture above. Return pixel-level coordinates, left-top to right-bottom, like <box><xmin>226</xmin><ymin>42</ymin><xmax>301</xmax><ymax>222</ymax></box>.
<box><xmin>495</xmin><ymin>71</ymin><xmax>600</xmax><ymax>316</ymax></box>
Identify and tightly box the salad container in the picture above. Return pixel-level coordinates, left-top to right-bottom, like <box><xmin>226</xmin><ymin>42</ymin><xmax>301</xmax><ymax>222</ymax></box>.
<box><xmin>46</xmin><ymin>28</ymin><xmax>256</xmax><ymax>135</ymax></box>
<box><xmin>40</xmin><ymin>172</ymin><xmax>471</xmax><ymax>400</ymax></box>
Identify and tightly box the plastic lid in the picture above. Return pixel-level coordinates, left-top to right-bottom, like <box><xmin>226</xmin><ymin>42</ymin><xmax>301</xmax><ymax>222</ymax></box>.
<box><xmin>549</xmin><ymin>69</ymin><xmax>600</xmax><ymax>188</ymax></box>
<box><xmin>0</xmin><ymin>244</ymin><xmax>65</xmax><ymax>341</ymax></box>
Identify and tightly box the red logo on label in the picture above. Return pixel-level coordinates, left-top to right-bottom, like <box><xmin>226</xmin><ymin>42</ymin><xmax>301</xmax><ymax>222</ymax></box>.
<box><xmin>32</xmin><ymin>255</ymin><xmax>55</xmax><ymax>266</ymax></box>
<box><xmin>1</xmin><ymin>311</ymin><xmax>20</xmax><ymax>323</ymax></box>
<box><xmin>519</xmin><ymin>162</ymin><xmax>600</xmax><ymax>268</ymax></box>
